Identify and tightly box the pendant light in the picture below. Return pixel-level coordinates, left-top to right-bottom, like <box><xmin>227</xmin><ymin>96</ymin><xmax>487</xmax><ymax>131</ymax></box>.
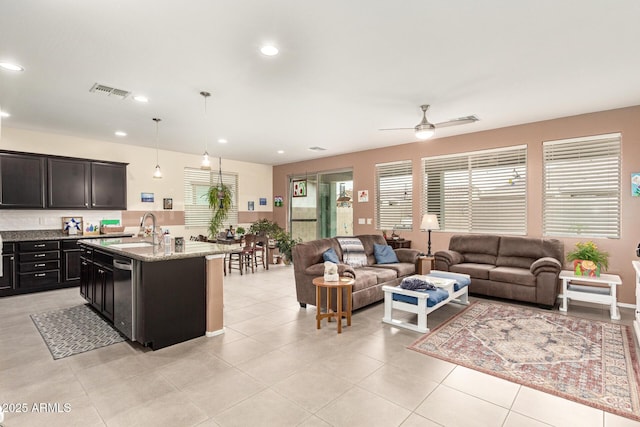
<box><xmin>200</xmin><ymin>91</ymin><xmax>212</xmax><ymax>170</ymax></box>
<box><xmin>152</xmin><ymin>117</ymin><xmax>163</xmax><ymax>179</ymax></box>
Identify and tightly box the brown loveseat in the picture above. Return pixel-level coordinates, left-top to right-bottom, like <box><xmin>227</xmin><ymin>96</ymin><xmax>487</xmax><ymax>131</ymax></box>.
<box><xmin>292</xmin><ymin>235</ymin><xmax>420</xmax><ymax>310</ymax></box>
<box><xmin>434</xmin><ymin>234</ymin><xmax>564</xmax><ymax>308</ymax></box>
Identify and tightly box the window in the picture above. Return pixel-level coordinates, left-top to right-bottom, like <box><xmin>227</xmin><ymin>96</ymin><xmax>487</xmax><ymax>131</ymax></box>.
<box><xmin>422</xmin><ymin>145</ymin><xmax>527</xmax><ymax>234</ymax></box>
<box><xmin>184</xmin><ymin>167</ymin><xmax>238</xmax><ymax>229</ymax></box>
<box><xmin>375</xmin><ymin>160</ymin><xmax>413</xmax><ymax>230</ymax></box>
<box><xmin>542</xmin><ymin>133</ymin><xmax>620</xmax><ymax>238</ymax></box>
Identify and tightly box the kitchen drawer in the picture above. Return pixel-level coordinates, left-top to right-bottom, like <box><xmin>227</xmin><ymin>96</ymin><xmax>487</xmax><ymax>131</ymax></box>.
<box><xmin>2</xmin><ymin>242</ymin><xmax>15</xmax><ymax>254</ymax></box>
<box><xmin>18</xmin><ymin>270</ymin><xmax>60</xmax><ymax>288</ymax></box>
<box><xmin>19</xmin><ymin>260</ymin><xmax>60</xmax><ymax>272</ymax></box>
<box><xmin>62</xmin><ymin>240</ymin><xmax>83</xmax><ymax>250</ymax></box>
<box><xmin>19</xmin><ymin>241</ymin><xmax>60</xmax><ymax>252</ymax></box>
<box><xmin>19</xmin><ymin>250</ymin><xmax>59</xmax><ymax>263</ymax></box>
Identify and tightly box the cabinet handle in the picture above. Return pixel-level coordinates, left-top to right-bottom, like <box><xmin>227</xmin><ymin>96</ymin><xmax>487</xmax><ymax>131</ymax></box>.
<box><xmin>34</xmin><ymin>254</ymin><xmax>46</xmax><ymax>258</ymax></box>
<box><xmin>98</xmin><ymin>269</ymin><xmax>104</xmax><ymax>274</ymax></box>
<box><xmin>34</xmin><ymin>244</ymin><xmax>46</xmax><ymax>248</ymax></box>
<box><xmin>81</xmin><ymin>262</ymin><xmax>87</xmax><ymax>266</ymax></box>
<box><xmin>35</xmin><ymin>263</ymin><xmax>46</xmax><ymax>267</ymax></box>
<box><xmin>85</xmin><ymin>203</ymin><xmax>88</xmax><ymax>207</ymax></box>
<box><xmin>35</xmin><ymin>273</ymin><xmax>46</xmax><ymax>277</ymax></box>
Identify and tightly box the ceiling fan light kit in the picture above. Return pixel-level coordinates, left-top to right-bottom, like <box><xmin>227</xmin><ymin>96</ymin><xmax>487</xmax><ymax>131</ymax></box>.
<box><xmin>380</xmin><ymin>103</ymin><xmax>478</xmax><ymax>140</ymax></box>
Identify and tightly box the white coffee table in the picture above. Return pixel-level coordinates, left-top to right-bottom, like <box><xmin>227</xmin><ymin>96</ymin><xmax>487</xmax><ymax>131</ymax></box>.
<box><xmin>382</xmin><ymin>273</ymin><xmax>469</xmax><ymax>333</ymax></box>
<box><xmin>558</xmin><ymin>270</ymin><xmax>622</xmax><ymax>320</ymax></box>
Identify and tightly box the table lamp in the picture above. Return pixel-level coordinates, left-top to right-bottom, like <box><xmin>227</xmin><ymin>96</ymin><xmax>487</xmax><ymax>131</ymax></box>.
<box><xmin>420</xmin><ymin>214</ymin><xmax>440</xmax><ymax>256</ymax></box>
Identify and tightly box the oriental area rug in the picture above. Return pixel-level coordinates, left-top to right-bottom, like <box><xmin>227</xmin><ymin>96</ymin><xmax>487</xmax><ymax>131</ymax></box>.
<box><xmin>31</xmin><ymin>304</ymin><xmax>125</xmax><ymax>360</ymax></box>
<box><xmin>408</xmin><ymin>301</ymin><xmax>640</xmax><ymax>421</ymax></box>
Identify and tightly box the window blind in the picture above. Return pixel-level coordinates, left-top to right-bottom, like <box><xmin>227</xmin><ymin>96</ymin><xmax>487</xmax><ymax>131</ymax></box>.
<box><xmin>422</xmin><ymin>145</ymin><xmax>527</xmax><ymax>234</ymax></box>
<box><xmin>542</xmin><ymin>133</ymin><xmax>620</xmax><ymax>238</ymax></box>
<box><xmin>183</xmin><ymin>167</ymin><xmax>238</xmax><ymax>229</ymax></box>
<box><xmin>375</xmin><ymin>160</ymin><xmax>413</xmax><ymax>230</ymax></box>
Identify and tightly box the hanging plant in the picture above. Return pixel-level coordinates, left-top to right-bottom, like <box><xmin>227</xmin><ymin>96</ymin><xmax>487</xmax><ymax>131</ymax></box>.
<box><xmin>207</xmin><ymin>183</ymin><xmax>232</xmax><ymax>238</ymax></box>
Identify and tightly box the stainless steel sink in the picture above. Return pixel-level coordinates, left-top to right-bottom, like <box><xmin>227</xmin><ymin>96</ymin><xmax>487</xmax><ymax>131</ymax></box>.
<box><xmin>110</xmin><ymin>242</ymin><xmax>154</xmax><ymax>249</ymax></box>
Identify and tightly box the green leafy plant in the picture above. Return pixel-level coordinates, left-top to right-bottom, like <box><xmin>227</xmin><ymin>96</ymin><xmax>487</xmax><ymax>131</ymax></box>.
<box><xmin>206</xmin><ymin>183</ymin><xmax>233</xmax><ymax>238</ymax></box>
<box><xmin>249</xmin><ymin>218</ymin><xmax>283</xmax><ymax>237</ymax></box>
<box><xmin>274</xmin><ymin>230</ymin><xmax>301</xmax><ymax>264</ymax></box>
<box><xmin>235</xmin><ymin>226</ymin><xmax>245</xmax><ymax>235</ymax></box>
<box><xmin>566</xmin><ymin>241</ymin><xmax>609</xmax><ymax>270</ymax></box>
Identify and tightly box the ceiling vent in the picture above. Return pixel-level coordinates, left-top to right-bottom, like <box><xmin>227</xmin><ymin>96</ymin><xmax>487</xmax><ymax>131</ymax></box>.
<box><xmin>308</xmin><ymin>146</ymin><xmax>327</xmax><ymax>151</ymax></box>
<box><xmin>89</xmin><ymin>83</ymin><xmax>131</xmax><ymax>99</ymax></box>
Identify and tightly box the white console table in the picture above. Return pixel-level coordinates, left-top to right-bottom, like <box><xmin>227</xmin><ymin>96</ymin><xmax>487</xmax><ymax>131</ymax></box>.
<box><xmin>633</xmin><ymin>261</ymin><xmax>640</xmax><ymax>343</ymax></box>
<box><xmin>559</xmin><ymin>270</ymin><xmax>622</xmax><ymax>320</ymax></box>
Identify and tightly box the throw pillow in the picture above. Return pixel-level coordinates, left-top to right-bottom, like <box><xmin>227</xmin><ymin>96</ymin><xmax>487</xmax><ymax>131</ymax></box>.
<box><xmin>322</xmin><ymin>248</ymin><xmax>340</xmax><ymax>264</ymax></box>
<box><xmin>336</xmin><ymin>237</ymin><xmax>368</xmax><ymax>268</ymax></box>
<box><xmin>373</xmin><ymin>243</ymin><xmax>399</xmax><ymax>264</ymax></box>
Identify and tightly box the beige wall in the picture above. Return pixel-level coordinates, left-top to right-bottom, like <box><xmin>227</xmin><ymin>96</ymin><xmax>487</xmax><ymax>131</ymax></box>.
<box><xmin>1</xmin><ymin>127</ymin><xmax>273</xmax><ymax>236</ymax></box>
<box><xmin>274</xmin><ymin>105</ymin><xmax>640</xmax><ymax>305</ymax></box>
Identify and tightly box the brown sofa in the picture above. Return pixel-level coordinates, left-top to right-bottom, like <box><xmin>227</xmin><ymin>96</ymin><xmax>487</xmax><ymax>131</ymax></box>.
<box><xmin>292</xmin><ymin>234</ymin><xmax>420</xmax><ymax>310</ymax></box>
<box><xmin>434</xmin><ymin>234</ymin><xmax>564</xmax><ymax>308</ymax></box>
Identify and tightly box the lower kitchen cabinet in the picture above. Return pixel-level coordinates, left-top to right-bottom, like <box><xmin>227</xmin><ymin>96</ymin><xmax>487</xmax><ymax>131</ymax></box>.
<box><xmin>0</xmin><ymin>243</ymin><xmax>16</xmax><ymax>295</ymax></box>
<box><xmin>81</xmin><ymin>249</ymin><xmax>114</xmax><ymax>321</ymax></box>
<box><xmin>62</xmin><ymin>240</ymin><xmax>82</xmax><ymax>282</ymax></box>
<box><xmin>17</xmin><ymin>240</ymin><xmax>61</xmax><ymax>290</ymax></box>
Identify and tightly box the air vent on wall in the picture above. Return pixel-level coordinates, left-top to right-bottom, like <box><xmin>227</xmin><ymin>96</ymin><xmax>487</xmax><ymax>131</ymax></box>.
<box><xmin>308</xmin><ymin>146</ymin><xmax>327</xmax><ymax>151</ymax></box>
<box><xmin>89</xmin><ymin>83</ymin><xmax>131</xmax><ymax>99</ymax></box>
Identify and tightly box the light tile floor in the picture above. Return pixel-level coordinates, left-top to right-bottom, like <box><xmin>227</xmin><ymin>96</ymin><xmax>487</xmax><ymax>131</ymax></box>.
<box><xmin>1</xmin><ymin>265</ymin><xmax>639</xmax><ymax>426</ymax></box>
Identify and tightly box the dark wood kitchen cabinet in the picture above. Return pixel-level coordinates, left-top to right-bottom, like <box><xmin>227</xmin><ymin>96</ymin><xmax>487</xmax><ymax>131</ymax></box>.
<box><xmin>81</xmin><ymin>249</ymin><xmax>114</xmax><ymax>321</ymax></box>
<box><xmin>62</xmin><ymin>240</ymin><xmax>83</xmax><ymax>282</ymax></box>
<box><xmin>17</xmin><ymin>240</ymin><xmax>61</xmax><ymax>290</ymax></box>
<box><xmin>0</xmin><ymin>153</ymin><xmax>46</xmax><ymax>208</ymax></box>
<box><xmin>0</xmin><ymin>243</ymin><xmax>16</xmax><ymax>295</ymax></box>
<box><xmin>47</xmin><ymin>158</ymin><xmax>91</xmax><ymax>209</ymax></box>
<box><xmin>91</xmin><ymin>162</ymin><xmax>127</xmax><ymax>209</ymax></box>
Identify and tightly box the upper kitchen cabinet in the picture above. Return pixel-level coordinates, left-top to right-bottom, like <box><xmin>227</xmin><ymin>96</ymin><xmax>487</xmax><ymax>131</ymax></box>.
<box><xmin>0</xmin><ymin>152</ymin><xmax>46</xmax><ymax>208</ymax></box>
<box><xmin>48</xmin><ymin>158</ymin><xmax>91</xmax><ymax>208</ymax></box>
<box><xmin>91</xmin><ymin>162</ymin><xmax>127</xmax><ymax>210</ymax></box>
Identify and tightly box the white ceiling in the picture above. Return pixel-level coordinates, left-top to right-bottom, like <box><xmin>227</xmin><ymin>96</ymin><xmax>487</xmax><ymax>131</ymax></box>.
<box><xmin>1</xmin><ymin>1</ymin><xmax>639</xmax><ymax>166</ymax></box>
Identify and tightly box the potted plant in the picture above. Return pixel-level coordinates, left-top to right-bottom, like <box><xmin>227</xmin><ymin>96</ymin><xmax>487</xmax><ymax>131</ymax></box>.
<box><xmin>249</xmin><ymin>218</ymin><xmax>283</xmax><ymax>237</ymax></box>
<box><xmin>274</xmin><ymin>230</ymin><xmax>301</xmax><ymax>265</ymax></box>
<box><xmin>235</xmin><ymin>226</ymin><xmax>245</xmax><ymax>236</ymax></box>
<box><xmin>566</xmin><ymin>241</ymin><xmax>609</xmax><ymax>277</ymax></box>
<box><xmin>206</xmin><ymin>183</ymin><xmax>233</xmax><ymax>238</ymax></box>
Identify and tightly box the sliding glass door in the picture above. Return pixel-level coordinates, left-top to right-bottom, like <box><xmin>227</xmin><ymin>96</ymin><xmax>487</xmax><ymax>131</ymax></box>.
<box><xmin>290</xmin><ymin>170</ymin><xmax>353</xmax><ymax>242</ymax></box>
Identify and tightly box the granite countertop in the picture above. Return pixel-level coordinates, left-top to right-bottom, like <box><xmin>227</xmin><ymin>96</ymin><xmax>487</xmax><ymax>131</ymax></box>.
<box><xmin>0</xmin><ymin>229</ymin><xmax>134</xmax><ymax>242</ymax></box>
<box><xmin>79</xmin><ymin>237</ymin><xmax>233</xmax><ymax>262</ymax></box>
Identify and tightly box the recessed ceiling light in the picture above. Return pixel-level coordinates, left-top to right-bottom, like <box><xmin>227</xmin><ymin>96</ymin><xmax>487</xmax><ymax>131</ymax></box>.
<box><xmin>0</xmin><ymin>62</ymin><xmax>24</xmax><ymax>72</ymax></box>
<box><xmin>133</xmin><ymin>95</ymin><xmax>149</xmax><ymax>103</ymax></box>
<box><xmin>218</xmin><ymin>138</ymin><xmax>228</xmax><ymax>144</ymax></box>
<box><xmin>260</xmin><ymin>45</ymin><xmax>279</xmax><ymax>56</ymax></box>
<box><xmin>115</xmin><ymin>131</ymin><xmax>127</xmax><ymax>137</ymax></box>
<box><xmin>0</xmin><ymin>111</ymin><xmax>10</xmax><ymax>118</ymax></box>
<box><xmin>277</xmin><ymin>150</ymin><xmax>284</xmax><ymax>154</ymax></box>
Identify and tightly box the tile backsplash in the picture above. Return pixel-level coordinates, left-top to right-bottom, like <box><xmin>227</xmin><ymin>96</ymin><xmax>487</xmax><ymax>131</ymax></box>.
<box><xmin>0</xmin><ymin>210</ymin><xmax>122</xmax><ymax>231</ymax></box>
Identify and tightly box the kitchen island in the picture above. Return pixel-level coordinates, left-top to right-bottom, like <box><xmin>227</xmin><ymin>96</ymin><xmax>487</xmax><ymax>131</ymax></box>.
<box><xmin>79</xmin><ymin>237</ymin><xmax>231</xmax><ymax>350</ymax></box>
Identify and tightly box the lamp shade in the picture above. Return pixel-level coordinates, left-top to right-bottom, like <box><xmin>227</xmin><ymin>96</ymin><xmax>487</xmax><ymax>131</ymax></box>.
<box><xmin>420</xmin><ymin>214</ymin><xmax>440</xmax><ymax>231</ymax></box>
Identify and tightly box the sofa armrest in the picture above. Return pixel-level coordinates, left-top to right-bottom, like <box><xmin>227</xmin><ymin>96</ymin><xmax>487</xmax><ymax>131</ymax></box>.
<box><xmin>394</xmin><ymin>248</ymin><xmax>420</xmax><ymax>264</ymax></box>
<box><xmin>305</xmin><ymin>263</ymin><xmax>356</xmax><ymax>278</ymax></box>
<box><xmin>434</xmin><ymin>250</ymin><xmax>463</xmax><ymax>268</ymax></box>
<box><xmin>530</xmin><ymin>257</ymin><xmax>562</xmax><ymax>276</ymax></box>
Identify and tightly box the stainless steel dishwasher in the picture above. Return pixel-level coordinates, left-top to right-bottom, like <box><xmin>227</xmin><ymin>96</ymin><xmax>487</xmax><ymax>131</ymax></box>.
<box><xmin>113</xmin><ymin>256</ymin><xmax>135</xmax><ymax>340</ymax></box>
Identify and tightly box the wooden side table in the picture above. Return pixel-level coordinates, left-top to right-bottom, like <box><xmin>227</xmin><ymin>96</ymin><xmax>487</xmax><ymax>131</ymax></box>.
<box><xmin>312</xmin><ymin>276</ymin><xmax>355</xmax><ymax>333</ymax></box>
<box><xmin>416</xmin><ymin>256</ymin><xmax>435</xmax><ymax>275</ymax></box>
<box><xmin>385</xmin><ymin>239</ymin><xmax>411</xmax><ymax>249</ymax></box>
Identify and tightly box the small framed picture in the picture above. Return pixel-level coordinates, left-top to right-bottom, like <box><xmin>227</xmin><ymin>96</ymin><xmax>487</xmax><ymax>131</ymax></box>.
<box><xmin>141</xmin><ymin>192</ymin><xmax>154</xmax><ymax>202</ymax></box>
<box><xmin>292</xmin><ymin>179</ymin><xmax>307</xmax><ymax>197</ymax></box>
<box><xmin>274</xmin><ymin>196</ymin><xmax>283</xmax><ymax>207</ymax></box>
<box><xmin>163</xmin><ymin>198</ymin><xmax>173</xmax><ymax>209</ymax></box>
<box><xmin>358</xmin><ymin>190</ymin><xmax>369</xmax><ymax>203</ymax></box>
<box><xmin>633</xmin><ymin>173</ymin><xmax>640</xmax><ymax>197</ymax></box>
<box><xmin>259</xmin><ymin>197</ymin><xmax>267</xmax><ymax>206</ymax></box>
<box><xmin>248</xmin><ymin>201</ymin><xmax>255</xmax><ymax>211</ymax></box>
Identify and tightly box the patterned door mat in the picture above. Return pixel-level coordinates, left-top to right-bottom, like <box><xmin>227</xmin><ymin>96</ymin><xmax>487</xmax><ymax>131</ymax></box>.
<box><xmin>30</xmin><ymin>304</ymin><xmax>125</xmax><ymax>360</ymax></box>
<box><xmin>408</xmin><ymin>301</ymin><xmax>640</xmax><ymax>422</ymax></box>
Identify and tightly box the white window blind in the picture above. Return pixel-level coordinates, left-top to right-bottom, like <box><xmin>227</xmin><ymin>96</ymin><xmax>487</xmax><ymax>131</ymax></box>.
<box><xmin>422</xmin><ymin>145</ymin><xmax>527</xmax><ymax>234</ymax></box>
<box><xmin>184</xmin><ymin>167</ymin><xmax>238</xmax><ymax>229</ymax></box>
<box><xmin>375</xmin><ymin>160</ymin><xmax>413</xmax><ymax>230</ymax></box>
<box><xmin>542</xmin><ymin>133</ymin><xmax>620</xmax><ymax>238</ymax></box>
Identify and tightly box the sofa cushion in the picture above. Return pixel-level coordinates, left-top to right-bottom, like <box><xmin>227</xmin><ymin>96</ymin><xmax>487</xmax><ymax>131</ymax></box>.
<box><xmin>337</xmin><ymin>237</ymin><xmax>368</xmax><ymax>267</ymax></box>
<box><xmin>392</xmin><ymin>287</ymin><xmax>450</xmax><ymax>306</ymax></box>
<box><xmin>373</xmin><ymin>243</ymin><xmax>399</xmax><ymax>264</ymax></box>
<box><xmin>351</xmin><ymin>266</ymin><xmax>397</xmax><ymax>292</ymax></box>
<box><xmin>322</xmin><ymin>248</ymin><xmax>340</xmax><ymax>264</ymax></box>
<box><xmin>450</xmin><ymin>263</ymin><xmax>495</xmax><ymax>280</ymax></box>
<box><xmin>449</xmin><ymin>234</ymin><xmax>500</xmax><ymax>265</ymax></box>
<box><xmin>489</xmin><ymin>266</ymin><xmax>536</xmax><ymax>287</ymax></box>
<box><xmin>373</xmin><ymin>263</ymin><xmax>415</xmax><ymax>277</ymax></box>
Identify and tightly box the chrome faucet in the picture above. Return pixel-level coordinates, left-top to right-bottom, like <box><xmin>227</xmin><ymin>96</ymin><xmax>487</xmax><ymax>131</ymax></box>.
<box><xmin>140</xmin><ymin>212</ymin><xmax>159</xmax><ymax>245</ymax></box>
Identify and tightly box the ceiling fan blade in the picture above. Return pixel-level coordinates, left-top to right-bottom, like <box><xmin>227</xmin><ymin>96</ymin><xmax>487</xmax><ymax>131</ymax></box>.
<box><xmin>434</xmin><ymin>115</ymin><xmax>479</xmax><ymax>128</ymax></box>
<box><xmin>378</xmin><ymin>127</ymin><xmax>414</xmax><ymax>131</ymax></box>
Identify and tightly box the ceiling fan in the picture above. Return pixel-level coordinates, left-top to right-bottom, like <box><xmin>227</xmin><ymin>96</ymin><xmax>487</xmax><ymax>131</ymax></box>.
<box><xmin>380</xmin><ymin>104</ymin><xmax>479</xmax><ymax>140</ymax></box>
